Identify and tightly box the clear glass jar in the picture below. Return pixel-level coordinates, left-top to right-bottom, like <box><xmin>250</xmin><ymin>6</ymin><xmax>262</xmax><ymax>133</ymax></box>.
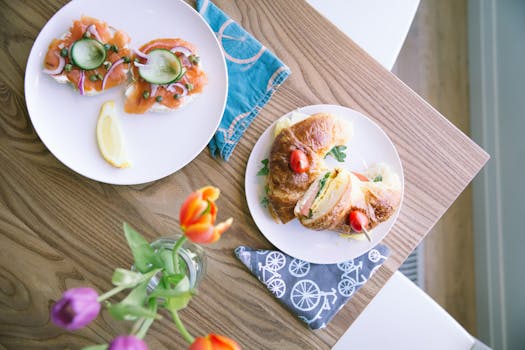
<box><xmin>145</xmin><ymin>235</ymin><xmax>207</xmax><ymax>291</ymax></box>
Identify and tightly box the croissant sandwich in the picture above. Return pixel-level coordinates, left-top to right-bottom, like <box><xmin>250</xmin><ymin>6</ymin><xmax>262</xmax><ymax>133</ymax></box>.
<box><xmin>266</xmin><ymin>113</ymin><xmax>353</xmax><ymax>223</ymax></box>
<box><xmin>294</xmin><ymin>163</ymin><xmax>402</xmax><ymax>236</ymax></box>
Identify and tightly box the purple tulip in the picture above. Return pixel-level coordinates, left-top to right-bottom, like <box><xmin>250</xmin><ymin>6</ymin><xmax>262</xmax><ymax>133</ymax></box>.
<box><xmin>51</xmin><ymin>287</ymin><xmax>101</xmax><ymax>330</ymax></box>
<box><xmin>109</xmin><ymin>335</ymin><xmax>148</xmax><ymax>350</ymax></box>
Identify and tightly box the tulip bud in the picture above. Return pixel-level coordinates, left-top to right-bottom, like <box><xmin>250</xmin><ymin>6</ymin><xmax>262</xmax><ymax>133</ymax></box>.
<box><xmin>51</xmin><ymin>287</ymin><xmax>101</xmax><ymax>330</ymax></box>
<box><xmin>189</xmin><ymin>333</ymin><xmax>241</xmax><ymax>350</ymax></box>
<box><xmin>108</xmin><ymin>335</ymin><xmax>148</xmax><ymax>350</ymax></box>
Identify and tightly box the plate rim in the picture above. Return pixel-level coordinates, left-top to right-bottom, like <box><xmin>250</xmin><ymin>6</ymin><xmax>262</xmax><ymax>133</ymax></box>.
<box><xmin>244</xmin><ymin>104</ymin><xmax>405</xmax><ymax>264</ymax></box>
<box><xmin>24</xmin><ymin>0</ymin><xmax>228</xmax><ymax>185</ymax></box>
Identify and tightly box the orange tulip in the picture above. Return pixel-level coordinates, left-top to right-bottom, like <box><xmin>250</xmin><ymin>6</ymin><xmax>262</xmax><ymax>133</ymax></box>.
<box><xmin>189</xmin><ymin>334</ymin><xmax>241</xmax><ymax>350</ymax></box>
<box><xmin>180</xmin><ymin>186</ymin><xmax>233</xmax><ymax>244</ymax></box>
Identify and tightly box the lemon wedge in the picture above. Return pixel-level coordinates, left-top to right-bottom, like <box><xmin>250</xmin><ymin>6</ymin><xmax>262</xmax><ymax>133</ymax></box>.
<box><xmin>96</xmin><ymin>101</ymin><xmax>130</xmax><ymax>168</ymax></box>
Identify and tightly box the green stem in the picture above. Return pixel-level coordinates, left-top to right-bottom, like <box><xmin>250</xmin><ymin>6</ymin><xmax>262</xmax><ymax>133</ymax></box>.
<box><xmin>97</xmin><ymin>285</ymin><xmax>127</xmax><ymax>302</ymax></box>
<box><xmin>130</xmin><ymin>317</ymin><xmax>145</xmax><ymax>335</ymax></box>
<box><xmin>172</xmin><ymin>236</ymin><xmax>187</xmax><ymax>274</ymax></box>
<box><xmin>170</xmin><ymin>309</ymin><xmax>194</xmax><ymax>344</ymax></box>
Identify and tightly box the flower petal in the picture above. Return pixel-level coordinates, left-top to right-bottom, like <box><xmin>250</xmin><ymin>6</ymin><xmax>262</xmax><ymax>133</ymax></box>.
<box><xmin>199</xmin><ymin>186</ymin><xmax>220</xmax><ymax>202</ymax></box>
<box><xmin>189</xmin><ymin>337</ymin><xmax>212</xmax><ymax>350</ymax></box>
<box><xmin>184</xmin><ymin>223</ymin><xmax>214</xmax><ymax>244</ymax></box>
<box><xmin>209</xmin><ymin>334</ymin><xmax>242</xmax><ymax>350</ymax></box>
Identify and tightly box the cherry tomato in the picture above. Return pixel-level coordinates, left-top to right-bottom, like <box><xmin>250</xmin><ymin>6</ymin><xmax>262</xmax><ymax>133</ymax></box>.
<box><xmin>349</xmin><ymin>210</ymin><xmax>369</xmax><ymax>232</ymax></box>
<box><xmin>289</xmin><ymin>149</ymin><xmax>309</xmax><ymax>173</ymax></box>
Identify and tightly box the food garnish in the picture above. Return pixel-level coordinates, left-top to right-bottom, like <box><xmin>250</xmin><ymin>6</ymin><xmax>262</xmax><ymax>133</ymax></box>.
<box><xmin>257</xmin><ymin>159</ymin><xmax>269</xmax><ymax>176</ymax></box>
<box><xmin>96</xmin><ymin>101</ymin><xmax>130</xmax><ymax>168</ymax></box>
<box><xmin>325</xmin><ymin>145</ymin><xmax>347</xmax><ymax>162</ymax></box>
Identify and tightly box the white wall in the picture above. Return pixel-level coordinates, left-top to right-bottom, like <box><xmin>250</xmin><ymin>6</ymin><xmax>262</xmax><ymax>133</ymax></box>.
<box><xmin>469</xmin><ymin>0</ymin><xmax>525</xmax><ymax>349</ymax></box>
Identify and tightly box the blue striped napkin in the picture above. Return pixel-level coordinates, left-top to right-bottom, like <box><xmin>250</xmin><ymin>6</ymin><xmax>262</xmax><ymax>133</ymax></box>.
<box><xmin>196</xmin><ymin>0</ymin><xmax>291</xmax><ymax>160</ymax></box>
<box><xmin>234</xmin><ymin>245</ymin><xmax>390</xmax><ymax>330</ymax></box>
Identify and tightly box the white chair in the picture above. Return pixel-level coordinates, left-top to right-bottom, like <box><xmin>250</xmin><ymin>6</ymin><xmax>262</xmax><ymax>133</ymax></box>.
<box><xmin>332</xmin><ymin>272</ymin><xmax>489</xmax><ymax>350</ymax></box>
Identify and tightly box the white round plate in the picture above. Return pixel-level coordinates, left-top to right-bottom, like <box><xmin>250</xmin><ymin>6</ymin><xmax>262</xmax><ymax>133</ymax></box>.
<box><xmin>245</xmin><ymin>105</ymin><xmax>404</xmax><ymax>264</ymax></box>
<box><xmin>24</xmin><ymin>0</ymin><xmax>227</xmax><ymax>185</ymax></box>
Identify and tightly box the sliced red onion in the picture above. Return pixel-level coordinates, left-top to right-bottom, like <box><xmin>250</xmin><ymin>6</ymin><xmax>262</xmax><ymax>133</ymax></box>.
<box><xmin>170</xmin><ymin>46</ymin><xmax>192</xmax><ymax>57</ymax></box>
<box><xmin>133</xmin><ymin>61</ymin><xmax>147</xmax><ymax>68</ymax></box>
<box><xmin>87</xmin><ymin>24</ymin><xmax>103</xmax><ymax>42</ymax></box>
<box><xmin>78</xmin><ymin>70</ymin><xmax>85</xmax><ymax>95</ymax></box>
<box><xmin>133</xmin><ymin>48</ymin><xmax>149</xmax><ymax>61</ymax></box>
<box><xmin>150</xmin><ymin>84</ymin><xmax>158</xmax><ymax>96</ymax></box>
<box><xmin>43</xmin><ymin>52</ymin><xmax>66</xmax><ymax>75</ymax></box>
<box><xmin>166</xmin><ymin>82</ymin><xmax>187</xmax><ymax>96</ymax></box>
<box><xmin>102</xmin><ymin>58</ymin><xmax>124</xmax><ymax>90</ymax></box>
<box><xmin>171</xmin><ymin>46</ymin><xmax>192</xmax><ymax>66</ymax></box>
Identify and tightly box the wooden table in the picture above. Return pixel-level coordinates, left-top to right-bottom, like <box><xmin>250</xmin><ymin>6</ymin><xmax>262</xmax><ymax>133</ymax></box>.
<box><xmin>0</xmin><ymin>1</ymin><xmax>488</xmax><ymax>349</ymax></box>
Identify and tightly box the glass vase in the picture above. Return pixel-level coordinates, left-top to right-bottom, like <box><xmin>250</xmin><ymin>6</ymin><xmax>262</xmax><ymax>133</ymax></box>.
<box><xmin>145</xmin><ymin>235</ymin><xmax>207</xmax><ymax>291</ymax></box>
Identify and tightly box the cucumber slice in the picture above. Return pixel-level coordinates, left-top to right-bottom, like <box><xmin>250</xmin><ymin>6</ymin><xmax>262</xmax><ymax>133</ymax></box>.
<box><xmin>70</xmin><ymin>38</ymin><xmax>106</xmax><ymax>70</ymax></box>
<box><xmin>138</xmin><ymin>49</ymin><xmax>182</xmax><ymax>85</ymax></box>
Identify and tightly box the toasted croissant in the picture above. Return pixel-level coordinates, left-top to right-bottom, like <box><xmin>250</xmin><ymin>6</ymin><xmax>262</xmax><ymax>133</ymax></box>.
<box><xmin>267</xmin><ymin>113</ymin><xmax>352</xmax><ymax>223</ymax></box>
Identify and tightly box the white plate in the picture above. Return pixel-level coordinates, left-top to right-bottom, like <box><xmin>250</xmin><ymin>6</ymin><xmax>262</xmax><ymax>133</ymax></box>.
<box><xmin>24</xmin><ymin>0</ymin><xmax>227</xmax><ymax>185</ymax></box>
<box><xmin>245</xmin><ymin>105</ymin><xmax>404</xmax><ymax>264</ymax></box>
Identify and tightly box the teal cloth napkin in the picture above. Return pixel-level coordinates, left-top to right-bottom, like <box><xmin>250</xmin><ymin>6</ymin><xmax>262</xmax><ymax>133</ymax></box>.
<box><xmin>196</xmin><ymin>0</ymin><xmax>291</xmax><ymax>160</ymax></box>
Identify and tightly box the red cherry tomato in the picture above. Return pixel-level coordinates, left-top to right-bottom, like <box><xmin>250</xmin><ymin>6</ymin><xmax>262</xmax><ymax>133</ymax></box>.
<box><xmin>349</xmin><ymin>210</ymin><xmax>369</xmax><ymax>232</ymax></box>
<box><xmin>289</xmin><ymin>150</ymin><xmax>309</xmax><ymax>173</ymax></box>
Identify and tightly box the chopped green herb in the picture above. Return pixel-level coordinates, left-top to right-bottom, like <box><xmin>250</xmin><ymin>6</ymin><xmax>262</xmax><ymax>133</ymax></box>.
<box><xmin>185</xmin><ymin>83</ymin><xmax>193</xmax><ymax>91</ymax></box>
<box><xmin>111</xmin><ymin>44</ymin><xmax>119</xmax><ymax>53</ymax></box>
<box><xmin>89</xmin><ymin>74</ymin><xmax>98</xmax><ymax>82</ymax></box>
<box><xmin>308</xmin><ymin>209</ymin><xmax>313</xmax><ymax>219</ymax></box>
<box><xmin>96</xmin><ymin>73</ymin><xmax>104</xmax><ymax>81</ymax></box>
<box><xmin>315</xmin><ymin>172</ymin><xmax>332</xmax><ymax>199</ymax></box>
<box><xmin>103</xmin><ymin>61</ymin><xmax>112</xmax><ymax>70</ymax></box>
<box><xmin>142</xmin><ymin>91</ymin><xmax>150</xmax><ymax>99</ymax></box>
<box><xmin>325</xmin><ymin>145</ymin><xmax>347</xmax><ymax>162</ymax></box>
<box><xmin>373</xmin><ymin>175</ymin><xmax>383</xmax><ymax>182</ymax></box>
<box><xmin>260</xmin><ymin>196</ymin><xmax>270</xmax><ymax>208</ymax></box>
<box><xmin>265</xmin><ymin>184</ymin><xmax>270</xmax><ymax>195</ymax></box>
<box><xmin>257</xmin><ymin>159</ymin><xmax>269</xmax><ymax>176</ymax></box>
<box><xmin>60</xmin><ymin>48</ymin><xmax>68</xmax><ymax>57</ymax></box>
<box><xmin>155</xmin><ymin>95</ymin><xmax>163</xmax><ymax>102</ymax></box>
<box><xmin>64</xmin><ymin>64</ymin><xmax>73</xmax><ymax>72</ymax></box>
<box><xmin>173</xmin><ymin>93</ymin><xmax>181</xmax><ymax>99</ymax></box>
<box><xmin>104</xmin><ymin>43</ymin><xmax>111</xmax><ymax>51</ymax></box>
<box><xmin>189</xmin><ymin>55</ymin><xmax>200</xmax><ymax>65</ymax></box>
<box><xmin>122</xmin><ymin>56</ymin><xmax>130</xmax><ymax>64</ymax></box>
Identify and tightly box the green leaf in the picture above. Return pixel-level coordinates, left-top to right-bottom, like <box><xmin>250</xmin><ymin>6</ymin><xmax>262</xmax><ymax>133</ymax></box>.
<box><xmin>149</xmin><ymin>287</ymin><xmax>196</xmax><ymax>300</ymax></box>
<box><xmin>82</xmin><ymin>345</ymin><xmax>108</xmax><ymax>350</ymax></box>
<box><xmin>108</xmin><ymin>302</ymin><xmax>160</xmax><ymax>321</ymax></box>
<box><xmin>315</xmin><ymin>172</ymin><xmax>332</xmax><ymax>199</ymax></box>
<box><xmin>121</xmin><ymin>281</ymin><xmax>149</xmax><ymax>306</ymax></box>
<box><xmin>373</xmin><ymin>175</ymin><xmax>383</xmax><ymax>182</ymax></box>
<box><xmin>112</xmin><ymin>268</ymin><xmax>161</xmax><ymax>289</ymax></box>
<box><xmin>257</xmin><ymin>159</ymin><xmax>269</xmax><ymax>176</ymax></box>
<box><xmin>123</xmin><ymin>223</ymin><xmax>159</xmax><ymax>273</ymax></box>
<box><xmin>325</xmin><ymin>145</ymin><xmax>348</xmax><ymax>162</ymax></box>
<box><xmin>164</xmin><ymin>273</ymin><xmax>186</xmax><ymax>287</ymax></box>
<box><xmin>165</xmin><ymin>290</ymin><xmax>194</xmax><ymax>312</ymax></box>
<box><xmin>159</xmin><ymin>248</ymin><xmax>175</xmax><ymax>275</ymax></box>
<box><xmin>260</xmin><ymin>196</ymin><xmax>270</xmax><ymax>208</ymax></box>
<box><xmin>112</xmin><ymin>268</ymin><xmax>145</xmax><ymax>287</ymax></box>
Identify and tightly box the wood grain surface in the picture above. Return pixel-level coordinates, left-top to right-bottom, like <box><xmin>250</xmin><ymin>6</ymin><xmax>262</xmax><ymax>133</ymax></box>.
<box><xmin>393</xmin><ymin>0</ymin><xmax>478</xmax><ymax>334</ymax></box>
<box><xmin>0</xmin><ymin>0</ymin><xmax>488</xmax><ymax>349</ymax></box>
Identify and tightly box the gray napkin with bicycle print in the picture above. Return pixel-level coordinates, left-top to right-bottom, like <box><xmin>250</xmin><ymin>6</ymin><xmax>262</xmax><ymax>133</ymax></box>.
<box><xmin>234</xmin><ymin>244</ymin><xmax>390</xmax><ymax>330</ymax></box>
<box><xmin>197</xmin><ymin>0</ymin><xmax>291</xmax><ymax>160</ymax></box>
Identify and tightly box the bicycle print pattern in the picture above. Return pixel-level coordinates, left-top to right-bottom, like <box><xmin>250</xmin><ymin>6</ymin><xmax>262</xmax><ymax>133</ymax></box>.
<box><xmin>234</xmin><ymin>245</ymin><xmax>390</xmax><ymax>330</ymax></box>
